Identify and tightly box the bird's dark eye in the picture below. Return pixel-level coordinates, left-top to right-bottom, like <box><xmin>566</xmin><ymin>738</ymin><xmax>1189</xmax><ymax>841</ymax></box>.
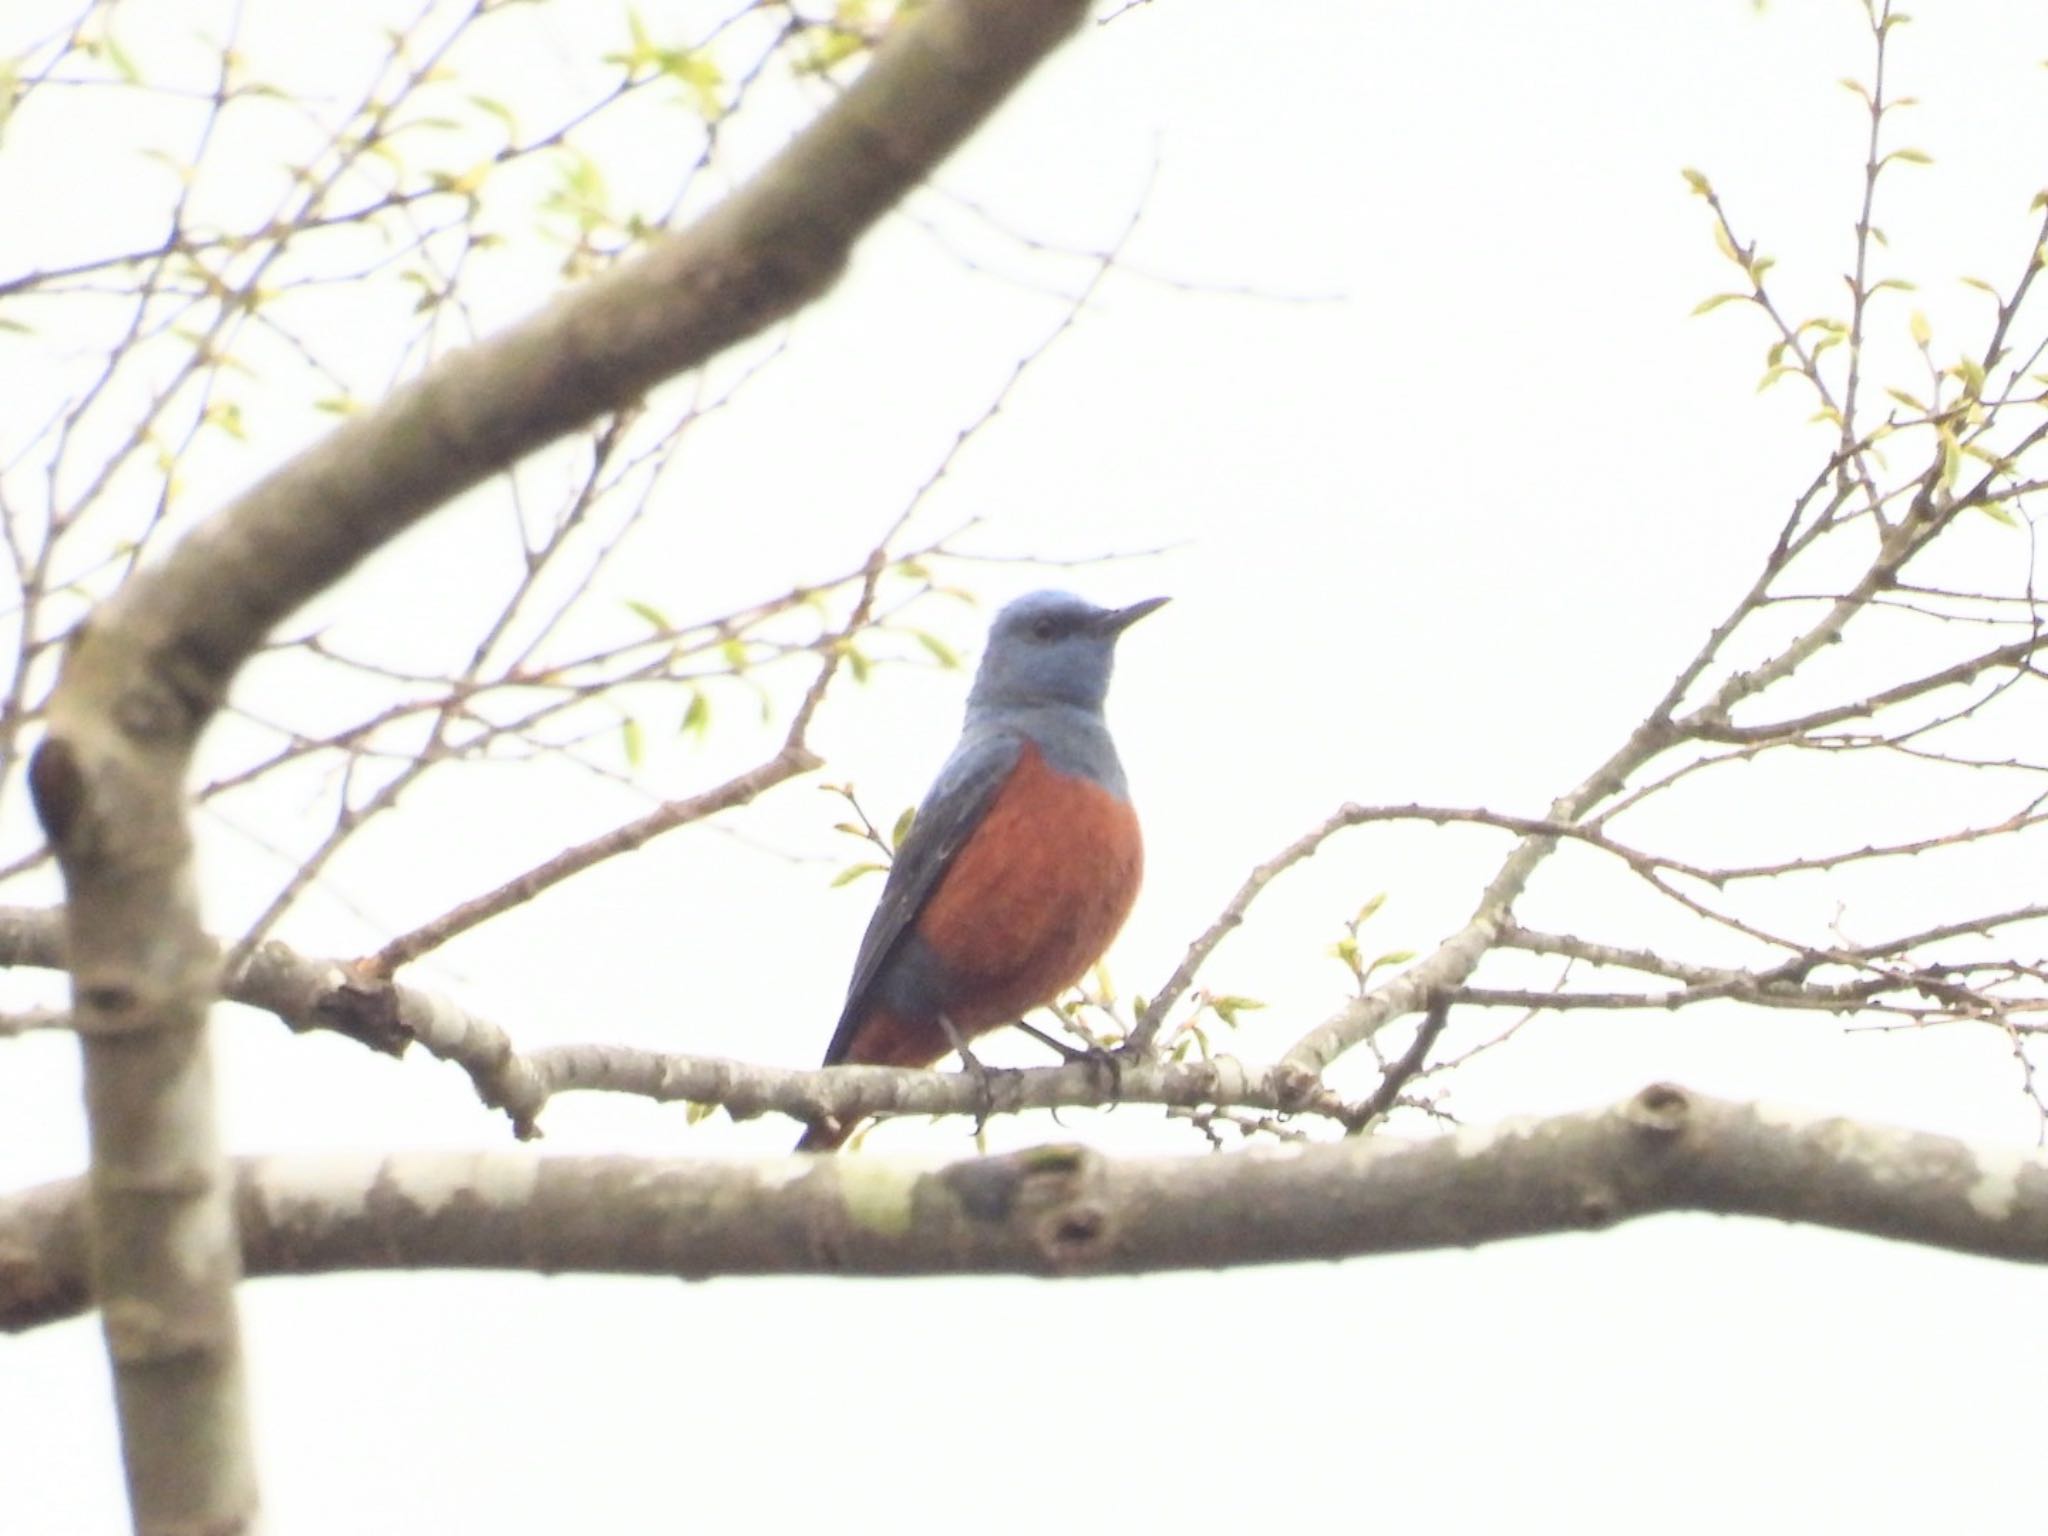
<box><xmin>1031</xmin><ymin>617</ymin><xmax>1059</xmax><ymax>640</ymax></box>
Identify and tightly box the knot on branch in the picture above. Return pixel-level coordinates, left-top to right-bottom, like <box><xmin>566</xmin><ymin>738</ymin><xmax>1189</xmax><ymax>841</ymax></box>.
<box><xmin>311</xmin><ymin>970</ymin><xmax>414</xmax><ymax>1057</ymax></box>
<box><xmin>941</xmin><ymin>1143</ymin><xmax>1114</xmax><ymax>1273</ymax></box>
<box><xmin>114</xmin><ymin>678</ymin><xmax>199</xmax><ymax>743</ymax></box>
<box><xmin>1625</xmin><ymin>1081</ymin><xmax>1693</xmax><ymax>1140</ymax></box>
<box><xmin>1271</xmin><ymin>1060</ymin><xmax>1323</xmax><ymax>1113</ymax></box>
<box><xmin>27</xmin><ymin>738</ymin><xmax>84</xmax><ymax>847</ymax></box>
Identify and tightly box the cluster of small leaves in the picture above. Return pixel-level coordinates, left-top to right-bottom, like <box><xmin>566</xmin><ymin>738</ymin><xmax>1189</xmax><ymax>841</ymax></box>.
<box><xmin>821</xmin><ymin>779</ymin><xmax>915</xmax><ymax>889</ymax></box>
<box><xmin>1328</xmin><ymin>892</ymin><xmax>1414</xmax><ymax>1002</ymax></box>
<box><xmin>788</xmin><ymin>0</ymin><xmax>906</xmax><ymax>77</ymax></box>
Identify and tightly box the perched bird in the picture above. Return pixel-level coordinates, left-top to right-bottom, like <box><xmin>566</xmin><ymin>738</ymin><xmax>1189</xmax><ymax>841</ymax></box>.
<box><xmin>797</xmin><ymin>590</ymin><xmax>1166</xmax><ymax>1152</ymax></box>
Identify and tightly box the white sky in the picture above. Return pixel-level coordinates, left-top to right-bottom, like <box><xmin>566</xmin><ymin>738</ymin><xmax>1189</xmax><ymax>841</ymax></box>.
<box><xmin>6</xmin><ymin>0</ymin><xmax>2048</xmax><ymax>1530</ymax></box>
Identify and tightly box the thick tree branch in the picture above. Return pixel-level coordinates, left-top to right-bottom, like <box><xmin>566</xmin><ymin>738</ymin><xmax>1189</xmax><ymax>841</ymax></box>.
<box><xmin>7</xmin><ymin>1084</ymin><xmax>2046</xmax><ymax>1334</ymax></box>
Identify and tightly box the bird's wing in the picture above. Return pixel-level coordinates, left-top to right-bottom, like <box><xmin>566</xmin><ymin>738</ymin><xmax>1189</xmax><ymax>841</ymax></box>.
<box><xmin>820</xmin><ymin>730</ymin><xmax>1024</xmax><ymax>1067</ymax></box>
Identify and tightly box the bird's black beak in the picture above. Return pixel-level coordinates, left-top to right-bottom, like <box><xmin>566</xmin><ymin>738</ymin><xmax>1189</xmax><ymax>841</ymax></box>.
<box><xmin>1096</xmin><ymin>596</ymin><xmax>1169</xmax><ymax>637</ymax></box>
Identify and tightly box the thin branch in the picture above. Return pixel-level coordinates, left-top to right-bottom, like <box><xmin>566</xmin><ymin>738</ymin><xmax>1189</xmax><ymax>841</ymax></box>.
<box><xmin>357</xmin><ymin>554</ymin><xmax>894</xmax><ymax>977</ymax></box>
<box><xmin>1343</xmin><ymin>995</ymin><xmax>1452</xmax><ymax>1132</ymax></box>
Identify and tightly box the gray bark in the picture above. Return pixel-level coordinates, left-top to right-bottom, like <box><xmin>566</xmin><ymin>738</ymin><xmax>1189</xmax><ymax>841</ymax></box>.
<box><xmin>6</xmin><ymin>1085</ymin><xmax>2042</xmax><ymax>1334</ymax></box>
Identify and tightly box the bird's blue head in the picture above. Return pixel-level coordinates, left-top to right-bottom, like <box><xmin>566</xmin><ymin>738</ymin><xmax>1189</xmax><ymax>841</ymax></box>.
<box><xmin>967</xmin><ymin>590</ymin><xmax>1168</xmax><ymax>715</ymax></box>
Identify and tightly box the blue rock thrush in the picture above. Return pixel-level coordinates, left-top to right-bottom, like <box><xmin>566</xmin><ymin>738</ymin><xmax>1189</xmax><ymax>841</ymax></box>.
<box><xmin>797</xmin><ymin>590</ymin><xmax>1166</xmax><ymax>1151</ymax></box>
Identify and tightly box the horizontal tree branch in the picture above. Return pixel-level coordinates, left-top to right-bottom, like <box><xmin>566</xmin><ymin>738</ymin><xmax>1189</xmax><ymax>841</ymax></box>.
<box><xmin>10</xmin><ymin>896</ymin><xmax>2043</xmax><ymax>1131</ymax></box>
<box><xmin>0</xmin><ymin>904</ymin><xmax>1357</xmax><ymax>1134</ymax></box>
<box><xmin>519</xmin><ymin>1039</ymin><xmax>1349</xmax><ymax>1131</ymax></box>
<box><xmin>6</xmin><ymin>1083</ymin><xmax>2045</xmax><ymax>1333</ymax></box>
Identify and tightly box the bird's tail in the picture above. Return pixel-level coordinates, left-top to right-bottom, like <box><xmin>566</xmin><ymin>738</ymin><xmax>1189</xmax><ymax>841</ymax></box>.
<box><xmin>794</xmin><ymin>1116</ymin><xmax>854</xmax><ymax>1154</ymax></box>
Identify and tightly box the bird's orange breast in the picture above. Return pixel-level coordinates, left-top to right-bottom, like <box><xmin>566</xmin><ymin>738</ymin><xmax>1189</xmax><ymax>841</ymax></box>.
<box><xmin>913</xmin><ymin>741</ymin><xmax>1143</xmax><ymax>1035</ymax></box>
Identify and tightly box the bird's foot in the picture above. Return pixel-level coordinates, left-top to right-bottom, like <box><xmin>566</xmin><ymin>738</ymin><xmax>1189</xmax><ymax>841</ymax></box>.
<box><xmin>1013</xmin><ymin>1018</ymin><xmax>1126</xmax><ymax>1101</ymax></box>
<box><xmin>938</xmin><ymin>1015</ymin><xmax>1007</xmax><ymax>1141</ymax></box>
<box><xmin>1012</xmin><ymin>1017</ymin><xmax>1090</xmax><ymax>1062</ymax></box>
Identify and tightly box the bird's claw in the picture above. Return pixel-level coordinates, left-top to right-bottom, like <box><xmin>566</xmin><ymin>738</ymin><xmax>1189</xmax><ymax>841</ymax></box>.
<box><xmin>938</xmin><ymin>1014</ymin><xmax>1007</xmax><ymax>1141</ymax></box>
<box><xmin>1014</xmin><ymin>1017</ymin><xmax>1132</xmax><ymax>1101</ymax></box>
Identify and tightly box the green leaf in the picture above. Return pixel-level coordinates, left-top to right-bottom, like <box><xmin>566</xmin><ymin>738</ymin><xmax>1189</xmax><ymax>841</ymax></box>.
<box><xmin>911</xmin><ymin>629</ymin><xmax>959</xmax><ymax>669</ymax></box>
<box><xmin>1691</xmin><ymin>292</ymin><xmax>1750</xmax><ymax>316</ymax></box>
<box><xmin>1354</xmin><ymin>892</ymin><xmax>1387</xmax><ymax>925</ymax></box>
<box><xmin>623</xmin><ymin>598</ymin><xmax>671</xmax><ymax>633</ymax></box>
<box><xmin>1207</xmin><ymin>995</ymin><xmax>1266</xmax><ymax>1028</ymax></box>
<box><xmin>203</xmin><ymin>401</ymin><xmax>247</xmax><ymax>440</ymax></box>
<box><xmin>890</xmin><ymin>805</ymin><xmax>916</xmax><ymax>850</ymax></box>
<box><xmin>1364</xmin><ymin>948</ymin><xmax>1418</xmax><ymax>975</ymax></box>
<box><xmin>1884</xmin><ymin>386</ymin><xmax>1929</xmax><ymax>413</ymax></box>
<box><xmin>1680</xmin><ymin>167</ymin><xmax>1713</xmax><ymax>197</ymax></box>
<box><xmin>1884</xmin><ymin>147</ymin><xmax>1933</xmax><ymax>166</ymax></box>
<box><xmin>621</xmin><ymin>714</ymin><xmax>645</xmax><ymax>768</ymax></box>
<box><xmin>680</xmin><ymin>687</ymin><xmax>710</xmax><ymax>739</ymax></box>
<box><xmin>1950</xmin><ymin>356</ymin><xmax>1987</xmax><ymax>399</ymax></box>
<box><xmin>663</xmin><ymin>51</ymin><xmax>724</xmax><ymax>119</ymax></box>
<box><xmin>429</xmin><ymin>162</ymin><xmax>491</xmax><ymax>198</ymax></box>
<box><xmin>1909</xmin><ymin>309</ymin><xmax>1932</xmax><ymax>347</ymax></box>
<box><xmin>102</xmin><ymin>31</ymin><xmax>141</xmax><ymax>84</ymax></box>
<box><xmin>1975</xmin><ymin>501</ymin><xmax>2020</xmax><ymax>528</ymax></box>
<box><xmin>0</xmin><ymin>57</ymin><xmax>19</xmax><ymax>145</ymax></box>
<box><xmin>796</xmin><ymin>27</ymin><xmax>869</xmax><ymax>74</ymax></box>
<box><xmin>831</xmin><ymin>862</ymin><xmax>885</xmax><ymax>887</ymax></box>
<box><xmin>468</xmin><ymin>94</ymin><xmax>519</xmax><ymax>136</ymax></box>
<box><xmin>616</xmin><ymin>5</ymin><xmax>655</xmax><ymax>73</ymax></box>
<box><xmin>541</xmin><ymin>147</ymin><xmax>610</xmax><ymax>234</ymax></box>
